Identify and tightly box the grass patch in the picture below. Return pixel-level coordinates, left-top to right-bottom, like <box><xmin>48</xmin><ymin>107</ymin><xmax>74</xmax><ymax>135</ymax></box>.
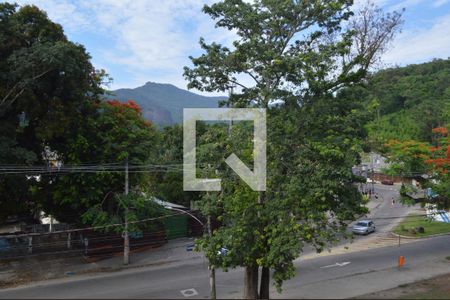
<box><xmin>393</xmin><ymin>213</ymin><xmax>450</xmax><ymax>237</ymax></box>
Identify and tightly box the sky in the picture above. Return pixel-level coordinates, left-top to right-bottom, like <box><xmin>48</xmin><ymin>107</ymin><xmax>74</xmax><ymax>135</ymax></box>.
<box><xmin>14</xmin><ymin>0</ymin><xmax>450</xmax><ymax>95</ymax></box>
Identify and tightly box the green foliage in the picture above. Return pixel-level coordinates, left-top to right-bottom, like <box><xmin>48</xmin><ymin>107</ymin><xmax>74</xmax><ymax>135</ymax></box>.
<box><xmin>0</xmin><ymin>3</ymin><xmax>167</xmax><ymax>225</ymax></box>
<box><xmin>383</xmin><ymin>127</ymin><xmax>450</xmax><ymax>209</ymax></box>
<box><xmin>361</xmin><ymin>59</ymin><xmax>450</xmax><ymax>145</ymax></box>
<box><xmin>184</xmin><ymin>0</ymin><xmax>401</xmax><ymax>295</ymax></box>
<box><xmin>43</xmin><ymin>101</ymin><xmax>159</xmax><ymax>224</ymax></box>
<box><xmin>0</xmin><ymin>3</ymin><xmax>106</xmax><ymax>222</ymax></box>
<box><xmin>383</xmin><ymin>139</ymin><xmax>430</xmax><ymax>176</ymax></box>
<box><xmin>430</xmin><ymin>173</ymin><xmax>450</xmax><ymax>210</ymax></box>
<box><xmin>150</xmin><ymin>125</ymin><xmax>200</xmax><ymax>207</ymax></box>
<box><xmin>195</xmin><ymin>107</ymin><xmax>368</xmax><ymax>292</ymax></box>
<box><xmin>365</xmin><ymin>110</ymin><xmax>421</xmax><ymax>143</ymax></box>
<box><xmin>82</xmin><ymin>192</ymin><xmax>165</xmax><ymax>234</ymax></box>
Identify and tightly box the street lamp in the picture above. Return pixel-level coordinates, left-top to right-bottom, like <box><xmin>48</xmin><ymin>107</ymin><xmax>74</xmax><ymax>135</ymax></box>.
<box><xmin>162</xmin><ymin>206</ymin><xmax>204</xmax><ymax>227</ymax></box>
<box><xmin>162</xmin><ymin>205</ymin><xmax>216</xmax><ymax>299</ymax></box>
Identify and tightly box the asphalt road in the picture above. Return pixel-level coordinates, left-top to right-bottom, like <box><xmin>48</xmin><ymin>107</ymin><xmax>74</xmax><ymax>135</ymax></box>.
<box><xmin>300</xmin><ymin>183</ymin><xmax>416</xmax><ymax>256</ymax></box>
<box><xmin>351</xmin><ymin>183</ymin><xmax>413</xmax><ymax>238</ymax></box>
<box><xmin>0</xmin><ymin>235</ymin><xmax>448</xmax><ymax>299</ymax></box>
<box><xmin>0</xmin><ymin>184</ymin><xmax>441</xmax><ymax>299</ymax></box>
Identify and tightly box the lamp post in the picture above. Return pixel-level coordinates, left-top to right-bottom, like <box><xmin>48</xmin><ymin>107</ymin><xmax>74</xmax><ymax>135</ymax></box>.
<box><xmin>163</xmin><ymin>206</ymin><xmax>216</xmax><ymax>299</ymax></box>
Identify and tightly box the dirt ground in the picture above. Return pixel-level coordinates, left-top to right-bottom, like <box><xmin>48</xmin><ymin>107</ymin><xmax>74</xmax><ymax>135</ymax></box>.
<box><xmin>358</xmin><ymin>272</ymin><xmax>450</xmax><ymax>299</ymax></box>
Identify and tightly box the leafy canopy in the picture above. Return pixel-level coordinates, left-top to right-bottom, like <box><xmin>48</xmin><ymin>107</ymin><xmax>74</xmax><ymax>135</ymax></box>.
<box><xmin>184</xmin><ymin>0</ymin><xmax>402</xmax><ymax>296</ymax></box>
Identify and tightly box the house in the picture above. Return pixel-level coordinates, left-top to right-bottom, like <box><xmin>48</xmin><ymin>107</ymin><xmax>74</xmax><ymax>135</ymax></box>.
<box><xmin>426</xmin><ymin>204</ymin><xmax>450</xmax><ymax>223</ymax></box>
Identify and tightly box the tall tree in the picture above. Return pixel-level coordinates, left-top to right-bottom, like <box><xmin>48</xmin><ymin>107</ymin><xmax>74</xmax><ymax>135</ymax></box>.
<box><xmin>383</xmin><ymin>139</ymin><xmax>431</xmax><ymax>176</ymax></box>
<box><xmin>184</xmin><ymin>0</ymin><xmax>402</xmax><ymax>298</ymax></box>
<box><xmin>0</xmin><ymin>3</ymin><xmax>107</xmax><ymax>222</ymax></box>
<box><xmin>384</xmin><ymin>127</ymin><xmax>450</xmax><ymax>209</ymax></box>
<box><xmin>39</xmin><ymin>100</ymin><xmax>159</xmax><ymax>224</ymax></box>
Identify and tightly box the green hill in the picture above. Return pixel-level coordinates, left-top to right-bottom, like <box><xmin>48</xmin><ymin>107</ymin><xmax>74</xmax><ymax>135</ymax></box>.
<box><xmin>359</xmin><ymin>59</ymin><xmax>450</xmax><ymax>144</ymax></box>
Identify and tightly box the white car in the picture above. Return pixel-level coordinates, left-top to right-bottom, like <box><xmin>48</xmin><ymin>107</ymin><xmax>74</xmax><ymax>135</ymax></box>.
<box><xmin>352</xmin><ymin>220</ymin><xmax>376</xmax><ymax>235</ymax></box>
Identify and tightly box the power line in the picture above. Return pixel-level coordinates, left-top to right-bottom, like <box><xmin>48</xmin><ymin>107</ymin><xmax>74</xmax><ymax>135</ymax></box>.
<box><xmin>0</xmin><ymin>211</ymin><xmax>192</xmax><ymax>239</ymax></box>
<box><xmin>0</xmin><ymin>162</ymin><xmax>217</xmax><ymax>175</ymax></box>
<box><xmin>0</xmin><ymin>238</ymin><xmax>196</xmax><ymax>261</ymax></box>
<box><xmin>0</xmin><ymin>228</ymin><xmax>189</xmax><ymax>253</ymax></box>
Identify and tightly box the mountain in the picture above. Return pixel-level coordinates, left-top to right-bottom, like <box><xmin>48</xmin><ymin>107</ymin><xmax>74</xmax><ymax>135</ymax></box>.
<box><xmin>107</xmin><ymin>82</ymin><xmax>226</xmax><ymax>126</ymax></box>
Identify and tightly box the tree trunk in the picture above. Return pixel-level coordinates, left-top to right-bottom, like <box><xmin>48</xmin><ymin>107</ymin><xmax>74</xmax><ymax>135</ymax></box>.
<box><xmin>256</xmin><ymin>190</ymin><xmax>270</xmax><ymax>299</ymax></box>
<box><xmin>259</xmin><ymin>267</ymin><xmax>270</xmax><ymax>299</ymax></box>
<box><xmin>209</xmin><ymin>265</ymin><xmax>216</xmax><ymax>299</ymax></box>
<box><xmin>244</xmin><ymin>265</ymin><xmax>259</xmax><ymax>299</ymax></box>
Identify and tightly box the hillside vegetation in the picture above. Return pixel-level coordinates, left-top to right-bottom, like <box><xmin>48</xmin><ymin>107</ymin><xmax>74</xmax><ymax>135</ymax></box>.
<box><xmin>361</xmin><ymin>59</ymin><xmax>450</xmax><ymax>145</ymax></box>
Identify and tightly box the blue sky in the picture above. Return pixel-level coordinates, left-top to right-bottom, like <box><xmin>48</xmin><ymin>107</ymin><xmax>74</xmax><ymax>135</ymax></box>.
<box><xmin>14</xmin><ymin>0</ymin><xmax>450</xmax><ymax>95</ymax></box>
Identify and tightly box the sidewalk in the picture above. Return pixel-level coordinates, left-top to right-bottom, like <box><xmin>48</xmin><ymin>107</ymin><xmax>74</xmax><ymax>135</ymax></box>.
<box><xmin>0</xmin><ymin>237</ymin><xmax>204</xmax><ymax>288</ymax></box>
<box><xmin>277</xmin><ymin>255</ymin><xmax>450</xmax><ymax>299</ymax></box>
<box><xmin>357</xmin><ymin>271</ymin><xmax>450</xmax><ymax>299</ymax></box>
<box><xmin>299</xmin><ymin>188</ymin><xmax>423</xmax><ymax>261</ymax></box>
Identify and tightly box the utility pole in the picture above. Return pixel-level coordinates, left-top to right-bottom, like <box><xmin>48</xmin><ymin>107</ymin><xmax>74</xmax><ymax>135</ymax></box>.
<box><xmin>207</xmin><ymin>214</ymin><xmax>216</xmax><ymax>299</ymax></box>
<box><xmin>204</xmin><ymin>190</ymin><xmax>217</xmax><ymax>300</ymax></box>
<box><xmin>123</xmin><ymin>157</ymin><xmax>130</xmax><ymax>265</ymax></box>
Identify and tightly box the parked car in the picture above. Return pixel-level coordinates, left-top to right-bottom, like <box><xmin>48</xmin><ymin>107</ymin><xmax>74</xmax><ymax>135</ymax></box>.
<box><xmin>381</xmin><ymin>179</ymin><xmax>394</xmax><ymax>185</ymax></box>
<box><xmin>352</xmin><ymin>220</ymin><xmax>376</xmax><ymax>235</ymax></box>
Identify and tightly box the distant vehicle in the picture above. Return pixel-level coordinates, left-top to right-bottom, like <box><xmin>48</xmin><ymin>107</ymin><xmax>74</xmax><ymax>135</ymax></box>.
<box><xmin>218</xmin><ymin>247</ymin><xmax>228</xmax><ymax>256</ymax></box>
<box><xmin>352</xmin><ymin>220</ymin><xmax>376</xmax><ymax>235</ymax></box>
<box><xmin>381</xmin><ymin>179</ymin><xmax>394</xmax><ymax>185</ymax></box>
<box><xmin>366</xmin><ymin>178</ymin><xmax>374</xmax><ymax>183</ymax></box>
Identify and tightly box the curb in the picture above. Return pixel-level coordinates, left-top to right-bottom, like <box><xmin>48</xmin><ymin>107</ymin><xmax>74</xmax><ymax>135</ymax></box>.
<box><xmin>0</xmin><ymin>255</ymin><xmax>205</xmax><ymax>290</ymax></box>
<box><xmin>390</xmin><ymin>231</ymin><xmax>450</xmax><ymax>240</ymax></box>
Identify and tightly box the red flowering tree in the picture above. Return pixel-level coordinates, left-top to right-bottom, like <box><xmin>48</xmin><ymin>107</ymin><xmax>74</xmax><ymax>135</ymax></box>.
<box><xmin>106</xmin><ymin>99</ymin><xmax>142</xmax><ymax>114</ymax></box>
<box><xmin>385</xmin><ymin>127</ymin><xmax>450</xmax><ymax>208</ymax></box>
<box><xmin>431</xmin><ymin>127</ymin><xmax>448</xmax><ymax>136</ymax></box>
<box><xmin>427</xmin><ymin>128</ymin><xmax>450</xmax><ymax>208</ymax></box>
<box><xmin>45</xmin><ymin>98</ymin><xmax>158</xmax><ymax>224</ymax></box>
<box><xmin>425</xmin><ymin>127</ymin><xmax>450</xmax><ymax>175</ymax></box>
<box><xmin>383</xmin><ymin>139</ymin><xmax>431</xmax><ymax>176</ymax></box>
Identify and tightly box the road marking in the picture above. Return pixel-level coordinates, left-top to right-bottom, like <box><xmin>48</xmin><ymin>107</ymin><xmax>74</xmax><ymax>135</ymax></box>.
<box><xmin>180</xmin><ymin>288</ymin><xmax>199</xmax><ymax>297</ymax></box>
<box><xmin>320</xmin><ymin>262</ymin><xmax>351</xmax><ymax>269</ymax></box>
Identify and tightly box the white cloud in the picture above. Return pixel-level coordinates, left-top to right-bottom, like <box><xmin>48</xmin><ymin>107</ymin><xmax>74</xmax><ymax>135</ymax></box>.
<box><xmin>15</xmin><ymin>0</ymin><xmax>234</xmax><ymax>93</ymax></box>
<box><xmin>79</xmin><ymin>0</ymin><xmax>216</xmax><ymax>71</ymax></box>
<box><xmin>16</xmin><ymin>0</ymin><xmax>91</xmax><ymax>31</ymax></box>
<box><xmin>15</xmin><ymin>0</ymin><xmax>450</xmax><ymax>94</ymax></box>
<box><xmin>383</xmin><ymin>12</ymin><xmax>450</xmax><ymax>65</ymax></box>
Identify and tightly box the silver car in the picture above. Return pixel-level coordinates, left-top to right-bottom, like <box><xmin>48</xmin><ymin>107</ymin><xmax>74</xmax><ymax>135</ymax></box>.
<box><xmin>352</xmin><ymin>220</ymin><xmax>376</xmax><ymax>235</ymax></box>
